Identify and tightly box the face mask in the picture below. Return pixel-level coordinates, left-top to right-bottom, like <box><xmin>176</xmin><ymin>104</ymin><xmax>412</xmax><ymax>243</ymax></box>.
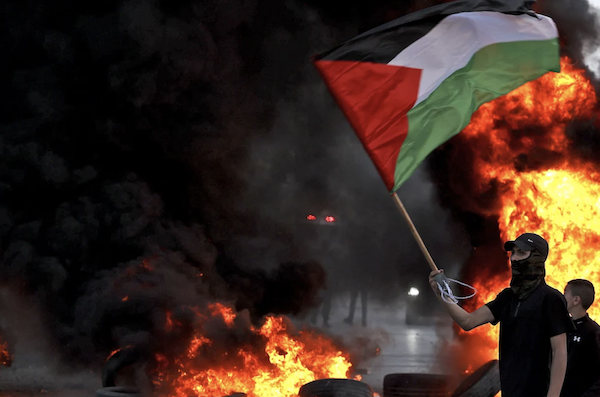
<box><xmin>510</xmin><ymin>250</ymin><xmax>546</xmax><ymax>300</ymax></box>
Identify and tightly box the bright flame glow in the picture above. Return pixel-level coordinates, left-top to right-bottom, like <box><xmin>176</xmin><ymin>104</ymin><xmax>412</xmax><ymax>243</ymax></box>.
<box><xmin>459</xmin><ymin>57</ymin><xmax>599</xmax><ymax>366</ymax></box>
<box><xmin>153</xmin><ymin>304</ymin><xmax>353</xmax><ymax>397</ymax></box>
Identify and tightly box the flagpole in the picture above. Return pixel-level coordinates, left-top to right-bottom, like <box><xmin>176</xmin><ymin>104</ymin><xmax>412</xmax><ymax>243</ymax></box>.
<box><xmin>391</xmin><ymin>192</ymin><xmax>439</xmax><ymax>272</ymax></box>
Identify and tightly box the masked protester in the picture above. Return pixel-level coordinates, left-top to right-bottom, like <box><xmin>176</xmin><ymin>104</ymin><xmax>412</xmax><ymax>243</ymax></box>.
<box><xmin>428</xmin><ymin>233</ymin><xmax>574</xmax><ymax>397</ymax></box>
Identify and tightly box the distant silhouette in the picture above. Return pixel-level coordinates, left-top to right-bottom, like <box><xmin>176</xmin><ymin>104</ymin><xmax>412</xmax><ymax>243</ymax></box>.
<box><xmin>344</xmin><ymin>283</ymin><xmax>368</xmax><ymax>327</ymax></box>
<box><xmin>310</xmin><ymin>288</ymin><xmax>332</xmax><ymax>327</ymax></box>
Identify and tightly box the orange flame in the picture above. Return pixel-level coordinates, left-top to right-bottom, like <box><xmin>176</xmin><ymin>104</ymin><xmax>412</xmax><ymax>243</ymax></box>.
<box><xmin>208</xmin><ymin>303</ymin><xmax>236</xmax><ymax>327</ymax></box>
<box><xmin>155</xmin><ymin>304</ymin><xmax>353</xmax><ymax>397</ymax></box>
<box><xmin>460</xmin><ymin>57</ymin><xmax>598</xmax><ymax>363</ymax></box>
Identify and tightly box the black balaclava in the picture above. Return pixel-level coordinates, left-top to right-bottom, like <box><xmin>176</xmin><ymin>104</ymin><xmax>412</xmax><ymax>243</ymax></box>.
<box><xmin>510</xmin><ymin>249</ymin><xmax>546</xmax><ymax>300</ymax></box>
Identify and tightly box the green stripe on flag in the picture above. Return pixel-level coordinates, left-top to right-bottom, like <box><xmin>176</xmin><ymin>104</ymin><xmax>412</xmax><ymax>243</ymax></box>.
<box><xmin>392</xmin><ymin>38</ymin><xmax>559</xmax><ymax>192</ymax></box>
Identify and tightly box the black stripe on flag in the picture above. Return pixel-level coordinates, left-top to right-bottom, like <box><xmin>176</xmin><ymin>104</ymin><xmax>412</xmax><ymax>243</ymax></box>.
<box><xmin>315</xmin><ymin>0</ymin><xmax>537</xmax><ymax>64</ymax></box>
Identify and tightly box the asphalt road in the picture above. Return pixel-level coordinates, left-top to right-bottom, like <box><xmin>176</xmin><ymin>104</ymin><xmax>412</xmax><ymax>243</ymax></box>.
<box><xmin>316</xmin><ymin>295</ymin><xmax>458</xmax><ymax>395</ymax></box>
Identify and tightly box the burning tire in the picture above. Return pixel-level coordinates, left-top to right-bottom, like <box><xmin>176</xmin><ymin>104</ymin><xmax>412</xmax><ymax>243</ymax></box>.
<box><xmin>96</xmin><ymin>387</ymin><xmax>142</xmax><ymax>397</ymax></box>
<box><xmin>383</xmin><ymin>373</ymin><xmax>450</xmax><ymax>397</ymax></box>
<box><xmin>103</xmin><ymin>347</ymin><xmax>143</xmax><ymax>387</ymax></box>
<box><xmin>451</xmin><ymin>360</ymin><xmax>500</xmax><ymax>397</ymax></box>
<box><xmin>299</xmin><ymin>378</ymin><xmax>374</xmax><ymax>397</ymax></box>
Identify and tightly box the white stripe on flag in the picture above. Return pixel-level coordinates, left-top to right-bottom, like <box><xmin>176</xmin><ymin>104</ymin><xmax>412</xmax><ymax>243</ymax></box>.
<box><xmin>387</xmin><ymin>11</ymin><xmax>558</xmax><ymax>108</ymax></box>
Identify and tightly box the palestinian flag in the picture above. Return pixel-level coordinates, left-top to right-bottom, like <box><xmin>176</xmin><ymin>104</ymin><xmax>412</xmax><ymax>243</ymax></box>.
<box><xmin>313</xmin><ymin>0</ymin><xmax>559</xmax><ymax>192</ymax></box>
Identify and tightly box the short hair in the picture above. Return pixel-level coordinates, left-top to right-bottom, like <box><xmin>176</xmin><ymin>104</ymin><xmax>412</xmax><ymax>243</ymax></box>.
<box><xmin>567</xmin><ymin>279</ymin><xmax>596</xmax><ymax>310</ymax></box>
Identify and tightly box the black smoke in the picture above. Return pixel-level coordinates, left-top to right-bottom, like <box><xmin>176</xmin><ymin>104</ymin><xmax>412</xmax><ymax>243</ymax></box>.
<box><xmin>0</xmin><ymin>0</ymin><xmax>470</xmax><ymax>373</ymax></box>
<box><xmin>536</xmin><ymin>0</ymin><xmax>600</xmax><ymax>84</ymax></box>
<box><xmin>3</xmin><ymin>0</ymin><xmax>597</xmax><ymax>378</ymax></box>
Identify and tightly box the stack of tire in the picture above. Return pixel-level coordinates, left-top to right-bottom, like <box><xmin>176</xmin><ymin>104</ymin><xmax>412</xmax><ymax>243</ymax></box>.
<box><xmin>382</xmin><ymin>360</ymin><xmax>500</xmax><ymax>397</ymax></box>
<box><xmin>383</xmin><ymin>374</ymin><xmax>450</xmax><ymax>397</ymax></box>
<box><xmin>299</xmin><ymin>379</ymin><xmax>374</xmax><ymax>397</ymax></box>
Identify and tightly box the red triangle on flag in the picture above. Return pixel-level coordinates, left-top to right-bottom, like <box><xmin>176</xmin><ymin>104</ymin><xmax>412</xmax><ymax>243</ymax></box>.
<box><xmin>314</xmin><ymin>59</ymin><xmax>421</xmax><ymax>191</ymax></box>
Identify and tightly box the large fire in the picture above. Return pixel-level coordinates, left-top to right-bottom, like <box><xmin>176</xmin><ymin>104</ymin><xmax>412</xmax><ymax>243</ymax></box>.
<box><xmin>458</xmin><ymin>57</ymin><xmax>599</xmax><ymax>365</ymax></box>
<box><xmin>152</xmin><ymin>303</ymin><xmax>353</xmax><ymax>397</ymax></box>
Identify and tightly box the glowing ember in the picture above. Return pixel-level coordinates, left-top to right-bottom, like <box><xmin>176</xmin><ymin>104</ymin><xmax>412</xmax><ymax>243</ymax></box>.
<box><xmin>107</xmin><ymin>346</ymin><xmax>133</xmax><ymax>362</ymax></box>
<box><xmin>140</xmin><ymin>259</ymin><xmax>154</xmax><ymax>271</ymax></box>
<box><xmin>154</xmin><ymin>303</ymin><xmax>353</xmax><ymax>397</ymax></box>
<box><xmin>165</xmin><ymin>311</ymin><xmax>177</xmax><ymax>332</ymax></box>
<box><xmin>459</xmin><ymin>57</ymin><xmax>599</xmax><ymax>364</ymax></box>
<box><xmin>107</xmin><ymin>348</ymin><xmax>122</xmax><ymax>362</ymax></box>
<box><xmin>0</xmin><ymin>335</ymin><xmax>12</xmax><ymax>367</ymax></box>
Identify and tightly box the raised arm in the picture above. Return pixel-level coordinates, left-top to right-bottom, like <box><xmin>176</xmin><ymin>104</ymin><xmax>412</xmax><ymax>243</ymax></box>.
<box><xmin>428</xmin><ymin>270</ymin><xmax>495</xmax><ymax>331</ymax></box>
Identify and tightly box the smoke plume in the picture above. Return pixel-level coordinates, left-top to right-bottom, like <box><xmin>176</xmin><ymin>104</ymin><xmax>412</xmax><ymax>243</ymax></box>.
<box><xmin>0</xmin><ymin>0</ymin><xmax>466</xmax><ymax>374</ymax></box>
<box><xmin>2</xmin><ymin>0</ymin><xmax>598</xmax><ymax>382</ymax></box>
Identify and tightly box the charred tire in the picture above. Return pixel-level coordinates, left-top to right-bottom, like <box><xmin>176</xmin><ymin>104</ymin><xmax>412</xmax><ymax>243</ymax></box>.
<box><xmin>383</xmin><ymin>373</ymin><xmax>450</xmax><ymax>397</ymax></box>
<box><xmin>299</xmin><ymin>378</ymin><xmax>374</xmax><ymax>397</ymax></box>
<box><xmin>451</xmin><ymin>360</ymin><xmax>500</xmax><ymax>397</ymax></box>
<box><xmin>96</xmin><ymin>387</ymin><xmax>142</xmax><ymax>397</ymax></box>
<box><xmin>102</xmin><ymin>347</ymin><xmax>143</xmax><ymax>387</ymax></box>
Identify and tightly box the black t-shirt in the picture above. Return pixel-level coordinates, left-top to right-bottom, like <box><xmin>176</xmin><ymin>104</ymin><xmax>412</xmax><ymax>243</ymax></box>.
<box><xmin>561</xmin><ymin>314</ymin><xmax>600</xmax><ymax>397</ymax></box>
<box><xmin>486</xmin><ymin>282</ymin><xmax>574</xmax><ymax>397</ymax></box>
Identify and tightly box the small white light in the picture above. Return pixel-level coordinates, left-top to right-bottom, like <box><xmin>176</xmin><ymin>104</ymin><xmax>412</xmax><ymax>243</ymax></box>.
<box><xmin>408</xmin><ymin>287</ymin><xmax>419</xmax><ymax>296</ymax></box>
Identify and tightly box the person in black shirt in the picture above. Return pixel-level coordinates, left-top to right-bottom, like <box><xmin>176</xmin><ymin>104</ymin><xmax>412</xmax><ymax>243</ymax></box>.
<box><xmin>561</xmin><ymin>279</ymin><xmax>600</xmax><ymax>397</ymax></box>
<box><xmin>429</xmin><ymin>233</ymin><xmax>574</xmax><ymax>397</ymax></box>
